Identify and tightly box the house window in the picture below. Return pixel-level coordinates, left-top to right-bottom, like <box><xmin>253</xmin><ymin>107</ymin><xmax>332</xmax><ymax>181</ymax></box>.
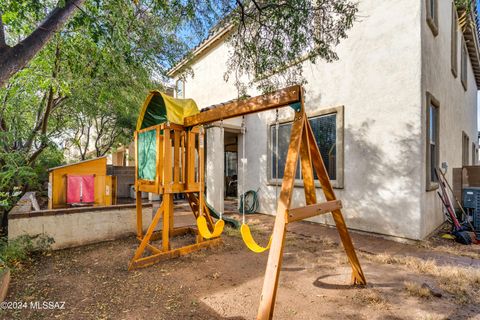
<box><xmin>451</xmin><ymin>3</ymin><xmax>458</xmax><ymax>77</ymax></box>
<box><xmin>426</xmin><ymin>0</ymin><xmax>439</xmax><ymax>36</ymax></box>
<box><xmin>426</xmin><ymin>93</ymin><xmax>439</xmax><ymax>190</ymax></box>
<box><xmin>175</xmin><ymin>79</ymin><xmax>185</xmax><ymax>98</ymax></box>
<box><xmin>461</xmin><ymin>39</ymin><xmax>468</xmax><ymax>90</ymax></box>
<box><xmin>270</xmin><ymin>107</ymin><xmax>343</xmax><ymax>187</ymax></box>
<box><xmin>462</xmin><ymin>132</ymin><xmax>470</xmax><ymax>165</ymax></box>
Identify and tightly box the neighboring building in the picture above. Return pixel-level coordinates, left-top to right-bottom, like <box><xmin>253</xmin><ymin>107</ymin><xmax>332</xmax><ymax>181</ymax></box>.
<box><xmin>167</xmin><ymin>0</ymin><xmax>480</xmax><ymax>240</ymax></box>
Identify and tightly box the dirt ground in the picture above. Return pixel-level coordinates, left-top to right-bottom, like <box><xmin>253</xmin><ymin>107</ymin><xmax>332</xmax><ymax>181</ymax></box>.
<box><xmin>2</xmin><ymin>202</ymin><xmax>480</xmax><ymax>320</ymax></box>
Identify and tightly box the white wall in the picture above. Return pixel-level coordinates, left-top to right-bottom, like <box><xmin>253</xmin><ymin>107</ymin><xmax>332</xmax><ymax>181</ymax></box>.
<box><xmin>206</xmin><ymin>126</ymin><xmax>225</xmax><ymax>211</ymax></box>
<box><xmin>9</xmin><ymin>204</ymin><xmax>153</xmax><ymax>249</ymax></box>
<box><xmin>421</xmin><ymin>0</ymin><xmax>479</xmax><ymax>237</ymax></box>
<box><xmin>174</xmin><ymin>0</ymin><xmax>478</xmax><ymax>240</ymax></box>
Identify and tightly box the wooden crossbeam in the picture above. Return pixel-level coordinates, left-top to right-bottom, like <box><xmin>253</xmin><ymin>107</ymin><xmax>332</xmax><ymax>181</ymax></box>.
<box><xmin>148</xmin><ymin>226</ymin><xmax>196</xmax><ymax>242</ymax></box>
<box><xmin>183</xmin><ymin>85</ymin><xmax>301</xmax><ymax>127</ymax></box>
<box><xmin>286</xmin><ymin>200</ymin><xmax>342</xmax><ymax>223</ymax></box>
<box><xmin>129</xmin><ymin>238</ymin><xmax>222</xmax><ymax>270</ymax></box>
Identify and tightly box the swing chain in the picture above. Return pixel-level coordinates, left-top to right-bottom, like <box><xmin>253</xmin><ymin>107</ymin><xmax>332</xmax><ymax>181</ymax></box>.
<box><xmin>219</xmin><ymin>119</ymin><xmax>223</xmax><ymax>220</ymax></box>
<box><xmin>241</xmin><ymin>116</ymin><xmax>246</xmax><ymax>225</ymax></box>
<box><xmin>275</xmin><ymin>109</ymin><xmax>279</xmax><ymax>207</ymax></box>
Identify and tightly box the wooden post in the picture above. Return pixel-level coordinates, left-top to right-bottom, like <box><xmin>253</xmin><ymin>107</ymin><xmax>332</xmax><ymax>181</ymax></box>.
<box><xmin>305</xmin><ymin>119</ymin><xmax>366</xmax><ymax>285</ymax></box>
<box><xmin>299</xmin><ymin>117</ymin><xmax>317</xmax><ymax>205</ymax></box>
<box><xmin>174</xmin><ymin>130</ymin><xmax>181</xmax><ymax>184</ymax></box>
<box><xmin>163</xmin><ymin>193</ymin><xmax>174</xmax><ymax>251</ymax></box>
<box><xmin>134</xmin><ymin>131</ymin><xmax>143</xmax><ymax>238</ymax></box>
<box><xmin>257</xmin><ymin>109</ymin><xmax>305</xmax><ymax>320</ymax></box>
<box><xmin>129</xmin><ymin>203</ymin><xmax>164</xmax><ymax>270</ymax></box>
<box><xmin>163</xmin><ymin>127</ymin><xmax>172</xmax><ymax>193</ymax></box>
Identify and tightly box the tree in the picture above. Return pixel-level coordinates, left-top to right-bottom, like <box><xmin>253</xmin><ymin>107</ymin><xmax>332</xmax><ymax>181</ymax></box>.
<box><xmin>222</xmin><ymin>0</ymin><xmax>358</xmax><ymax>92</ymax></box>
<box><xmin>0</xmin><ymin>0</ymin><xmax>86</xmax><ymax>87</ymax></box>
<box><xmin>0</xmin><ymin>0</ymin><xmax>359</xmax><ymax>219</ymax></box>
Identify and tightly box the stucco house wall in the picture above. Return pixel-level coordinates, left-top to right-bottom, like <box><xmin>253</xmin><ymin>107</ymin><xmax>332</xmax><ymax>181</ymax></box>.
<box><xmin>421</xmin><ymin>0</ymin><xmax>479</xmax><ymax>237</ymax></box>
<box><xmin>170</xmin><ymin>0</ymin><xmax>478</xmax><ymax>240</ymax></box>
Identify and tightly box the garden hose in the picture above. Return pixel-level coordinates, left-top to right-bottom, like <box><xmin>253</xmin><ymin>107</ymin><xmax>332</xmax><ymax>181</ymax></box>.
<box><xmin>238</xmin><ymin>189</ymin><xmax>259</xmax><ymax>214</ymax></box>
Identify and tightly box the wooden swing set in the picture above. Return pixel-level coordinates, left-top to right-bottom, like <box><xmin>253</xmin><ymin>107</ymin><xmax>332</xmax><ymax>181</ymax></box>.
<box><xmin>129</xmin><ymin>85</ymin><xmax>366</xmax><ymax>319</ymax></box>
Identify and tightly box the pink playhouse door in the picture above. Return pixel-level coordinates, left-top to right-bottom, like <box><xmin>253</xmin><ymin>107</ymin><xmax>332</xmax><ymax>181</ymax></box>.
<box><xmin>66</xmin><ymin>175</ymin><xmax>95</xmax><ymax>204</ymax></box>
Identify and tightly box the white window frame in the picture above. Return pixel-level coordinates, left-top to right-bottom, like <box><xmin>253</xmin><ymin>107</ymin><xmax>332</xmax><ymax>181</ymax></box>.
<box><xmin>175</xmin><ymin>79</ymin><xmax>185</xmax><ymax>98</ymax></box>
<box><xmin>267</xmin><ymin>105</ymin><xmax>344</xmax><ymax>189</ymax></box>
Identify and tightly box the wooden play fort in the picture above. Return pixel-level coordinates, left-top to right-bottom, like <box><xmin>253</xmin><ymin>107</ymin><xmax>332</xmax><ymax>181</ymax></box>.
<box><xmin>129</xmin><ymin>85</ymin><xmax>366</xmax><ymax>319</ymax></box>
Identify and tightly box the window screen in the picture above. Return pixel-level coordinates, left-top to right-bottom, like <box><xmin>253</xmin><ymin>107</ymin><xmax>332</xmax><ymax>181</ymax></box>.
<box><xmin>271</xmin><ymin>122</ymin><xmax>301</xmax><ymax>179</ymax></box>
<box><xmin>270</xmin><ymin>113</ymin><xmax>337</xmax><ymax>181</ymax></box>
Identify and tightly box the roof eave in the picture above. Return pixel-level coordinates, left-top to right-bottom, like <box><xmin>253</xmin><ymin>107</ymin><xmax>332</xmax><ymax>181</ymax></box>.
<box><xmin>458</xmin><ymin>6</ymin><xmax>480</xmax><ymax>88</ymax></box>
<box><xmin>167</xmin><ymin>24</ymin><xmax>234</xmax><ymax>78</ymax></box>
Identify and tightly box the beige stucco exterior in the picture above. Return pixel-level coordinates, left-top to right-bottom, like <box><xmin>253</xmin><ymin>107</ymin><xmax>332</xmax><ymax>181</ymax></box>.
<box><xmin>170</xmin><ymin>0</ymin><xmax>479</xmax><ymax>240</ymax></box>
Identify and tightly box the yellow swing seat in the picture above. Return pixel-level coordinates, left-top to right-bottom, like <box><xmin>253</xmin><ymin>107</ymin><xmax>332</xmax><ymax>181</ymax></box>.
<box><xmin>197</xmin><ymin>215</ymin><xmax>225</xmax><ymax>239</ymax></box>
<box><xmin>241</xmin><ymin>223</ymin><xmax>272</xmax><ymax>253</ymax></box>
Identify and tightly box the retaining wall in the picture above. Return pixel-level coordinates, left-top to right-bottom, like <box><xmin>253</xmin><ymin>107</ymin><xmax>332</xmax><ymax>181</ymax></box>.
<box><xmin>9</xmin><ymin>203</ymin><xmax>153</xmax><ymax>250</ymax></box>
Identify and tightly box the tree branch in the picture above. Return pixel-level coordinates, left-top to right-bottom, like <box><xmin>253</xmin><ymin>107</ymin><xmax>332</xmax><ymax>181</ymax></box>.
<box><xmin>0</xmin><ymin>11</ymin><xmax>7</xmax><ymax>50</ymax></box>
<box><xmin>0</xmin><ymin>0</ymin><xmax>85</xmax><ymax>86</ymax></box>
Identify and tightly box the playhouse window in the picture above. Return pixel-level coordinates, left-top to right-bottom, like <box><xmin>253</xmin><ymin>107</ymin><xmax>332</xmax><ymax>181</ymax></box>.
<box><xmin>270</xmin><ymin>113</ymin><xmax>337</xmax><ymax>181</ymax></box>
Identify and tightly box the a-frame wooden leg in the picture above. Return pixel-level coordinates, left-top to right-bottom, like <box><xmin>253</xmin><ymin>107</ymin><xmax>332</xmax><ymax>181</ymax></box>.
<box><xmin>305</xmin><ymin>120</ymin><xmax>366</xmax><ymax>285</ymax></box>
<box><xmin>129</xmin><ymin>201</ymin><xmax>164</xmax><ymax>270</ymax></box>
<box><xmin>299</xmin><ymin>117</ymin><xmax>317</xmax><ymax>205</ymax></box>
<box><xmin>136</xmin><ymin>190</ymin><xmax>143</xmax><ymax>238</ymax></box>
<box><xmin>257</xmin><ymin>110</ymin><xmax>305</xmax><ymax>320</ymax></box>
<box><xmin>163</xmin><ymin>194</ymin><xmax>173</xmax><ymax>251</ymax></box>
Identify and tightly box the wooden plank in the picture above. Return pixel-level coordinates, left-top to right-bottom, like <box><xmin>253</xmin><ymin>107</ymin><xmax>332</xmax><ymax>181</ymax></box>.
<box><xmin>137</xmin><ymin>124</ymin><xmax>161</xmax><ymax>134</ymax></box>
<box><xmin>184</xmin><ymin>85</ymin><xmax>301</xmax><ymax>127</ymax></box>
<box><xmin>148</xmin><ymin>226</ymin><xmax>195</xmax><ymax>241</ymax></box>
<box><xmin>134</xmin><ymin>130</ymin><xmax>142</xmax><ymax>238</ymax></box>
<box><xmin>173</xmin><ymin>130</ymin><xmax>181</xmax><ymax>184</ymax></box>
<box><xmin>137</xmin><ymin>183</ymin><xmax>157</xmax><ymax>194</ymax></box>
<box><xmin>257</xmin><ymin>109</ymin><xmax>305</xmax><ymax>320</ymax></box>
<box><xmin>128</xmin><ymin>203</ymin><xmax>164</xmax><ymax>270</ymax></box>
<box><xmin>299</xmin><ymin>116</ymin><xmax>317</xmax><ymax>205</ymax></box>
<box><xmin>163</xmin><ymin>194</ymin><xmax>173</xmax><ymax>251</ymax></box>
<box><xmin>152</xmin><ymin>127</ymin><xmax>160</xmax><ymax>193</ymax></box>
<box><xmin>186</xmin><ymin>131</ymin><xmax>196</xmax><ymax>187</ymax></box>
<box><xmin>163</xmin><ymin>128</ymin><xmax>172</xmax><ymax>192</ymax></box>
<box><xmin>144</xmin><ymin>242</ymin><xmax>161</xmax><ymax>254</ymax></box>
<box><xmin>158</xmin><ymin>131</ymin><xmax>164</xmax><ymax>189</ymax></box>
<box><xmin>305</xmin><ymin>119</ymin><xmax>366</xmax><ymax>285</ymax></box>
<box><xmin>129</xmin><ymin>237</ymin><xmax>222</xmax><ymax>270</ymax></box>
<box><xmin>181</xmin><ymin>131</ymin><xmax>186</xmax><ymax>183</ymax></box>
<box><xmin>286</xmin><ymin>200</ymin><xmax>342</xmax><ymax>223</ymax></box>
<box><xmin>135</xmin><ymin>191</ymin><xmax>143</xmax><ymax>238</ymax></box>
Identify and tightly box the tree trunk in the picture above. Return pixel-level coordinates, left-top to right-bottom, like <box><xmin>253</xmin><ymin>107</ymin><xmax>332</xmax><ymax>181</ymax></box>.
<box><xmin>0</xmin><ymin>0</ymin><xmax>85</xmax><ymax>87</ymax></box>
